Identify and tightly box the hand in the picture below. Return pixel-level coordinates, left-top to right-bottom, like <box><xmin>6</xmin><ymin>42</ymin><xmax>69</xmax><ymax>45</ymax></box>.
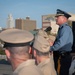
<box><xmin>48</xmin><ymin>39</ymin><xmax>54</xmax><ymax>46</ymax></box>
<box><xmin>49</xmin><ymin>41</ymin><xmax>53</xmax><ymax>46</ymax></box>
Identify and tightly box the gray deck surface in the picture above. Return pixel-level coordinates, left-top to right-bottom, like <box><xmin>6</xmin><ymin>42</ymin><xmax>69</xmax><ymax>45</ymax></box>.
<box><xmin>0</xmin><ymin>60</ymin><xmax>13</xmax><ymax>75</ymax></box>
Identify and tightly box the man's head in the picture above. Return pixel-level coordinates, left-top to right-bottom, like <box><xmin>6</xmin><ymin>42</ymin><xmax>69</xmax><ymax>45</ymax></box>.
<box><xmin>33</xmin><ymin>30</ymin><xmax>50</xmax><ymax>64</ymax></box>
<box><xmin>0</xmin><ymin>29</ymin><xmax>34</xmax><ymax>70</ymax></box>
<box><xmin>55</xmin><ymin>9</ymin><xmax>71</xmax><ymax>25</ymax></box>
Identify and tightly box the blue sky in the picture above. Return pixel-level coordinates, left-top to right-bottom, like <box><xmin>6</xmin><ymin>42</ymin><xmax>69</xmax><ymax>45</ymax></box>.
<box><xmin>0</xmin><ymin>0</ymin><xmax>75</xmax><ymax>28</ymax></box>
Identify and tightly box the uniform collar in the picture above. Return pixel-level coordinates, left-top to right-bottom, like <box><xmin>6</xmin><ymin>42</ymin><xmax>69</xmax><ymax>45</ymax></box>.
<box><xmin>13</xmin><ymin>59</ymin><xmax>35</xmax><ymax>73</ymax></box>
<box><xmin>38</xmin><ymin>58</ymin><xmax>50</xmax><ymax>68</ymax></box>
<box><xmin>59</xmin><ymin>22</ymin><xmax>68</xmax><ymax>29</ymax></box>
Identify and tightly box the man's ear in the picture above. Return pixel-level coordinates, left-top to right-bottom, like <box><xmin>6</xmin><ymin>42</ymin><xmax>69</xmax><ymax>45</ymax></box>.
<box><xmin>28</xmin><ymin>47</ymin><xmax>36</xmax><ymax>57</ymax></box>
<box><xmin>29</xmin><ymin>47</ymin><xmax>32</xmax><ymax>54</ymax></box>
<box><xmin>5</xmin><ymin>49</ymin><xmax>10</xmax><ymax>58</ymax></box>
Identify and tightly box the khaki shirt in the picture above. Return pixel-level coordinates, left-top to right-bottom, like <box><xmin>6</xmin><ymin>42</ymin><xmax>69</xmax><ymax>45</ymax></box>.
<box><xmin>13</xmin><ymin>59</ymin><xmax>43</xmax><ymax>75</ymax></box>
<box><xmin>49</xmin><ymin>35</ymin><xmax>55</xmax><ymax>43</ymax></box>
<box><xmin>38</xmin><ymin>58</ymin><xmax>57</xmax><ymax>75</ymax></box>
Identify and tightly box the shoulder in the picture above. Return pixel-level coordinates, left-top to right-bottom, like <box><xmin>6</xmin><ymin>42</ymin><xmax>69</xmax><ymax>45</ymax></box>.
<box><xmin>42</xmin><ymin>66</ymin><xmax>52</xmax><ymax>75</ymax></box>
<box><xmin>71</xmin><ymin>59</ymin><xmax>75</xmax><ymax>64</ymax></box>
<box><xmin>18</xmin><ymin>65</ymin><xmax>43</xmax><ymax>75</ymax></box>
<box><xmin>42</xmin><ymin>64</ymin><xmax>56</xmax><ymax>75</ymax></box>
<box><xmin>41</xmin><ymin>61</ymin><xmax>53</xmax><ymax>71</ymax></box>
<box><xmin>61</xmin><ymin>24</ymin><xmax>72</xmax><ymax>32</ymax></box>
<box><xmin>63</xmin><ymin>24</ymin><xmax>71</xmax><ymax>29</ymax></box>
<box><xmin>39</xmin><ymin>60</ymin><xmax>56</xmax><ymax>75</ymax></box>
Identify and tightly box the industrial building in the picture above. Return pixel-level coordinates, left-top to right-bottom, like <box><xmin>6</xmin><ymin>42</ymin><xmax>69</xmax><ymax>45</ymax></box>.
<box><xmin>15</xmin><ymin>17</ymin><xmax>36</xmax><ymax>31</ymax></box>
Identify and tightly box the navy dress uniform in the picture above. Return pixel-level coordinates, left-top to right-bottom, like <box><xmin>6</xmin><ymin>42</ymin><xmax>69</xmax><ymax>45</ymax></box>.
<box><xmin>0</xmin><ymin>29</ymin><xmax>44</xmax><ymax>75</ymax></box>
<box><xmin>50</xmin><ymin>9</ymin><xmax>73</xmax><ymax>75</ymax></box>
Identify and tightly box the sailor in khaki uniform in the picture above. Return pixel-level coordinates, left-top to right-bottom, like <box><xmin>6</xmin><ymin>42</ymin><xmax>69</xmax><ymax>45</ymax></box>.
<box><xmin>33</xmin><ymin>30</ymin><xmax>57</xmax><ymax>75</ymax></box>
<box><xmin>0</xmin><ymin>29</ymin><xmax>43</xmax><ymax>75</ymax></box>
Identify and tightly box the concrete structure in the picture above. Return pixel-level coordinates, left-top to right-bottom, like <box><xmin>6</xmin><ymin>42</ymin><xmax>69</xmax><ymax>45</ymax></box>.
<box><xmin>7</xmin><ymin>14</ymin><xmax>14</xmax><ymax>28</ymax></box>
<box><xmin>15</xmin><ymin>17</ymin><xmax>36</xmax><ymax>31</ymax></box>
<box><xmin>69</xmin><ymin>13</ymin><xmax>75</xmax><ymax>21</ymax></box>
<box><xmin>42</xmin><ymin>14</ymin><xmax>59</xmax><ymax>34</ymax></box>
<box><xmin>0</xmin><ymin>55</ymin><xmax>7</xmax><ymax>60</ymax></box>
<box><xmin>0</xmin><ymin>62</ymin><xmax>13</xmax><ymax>75</ymax></box>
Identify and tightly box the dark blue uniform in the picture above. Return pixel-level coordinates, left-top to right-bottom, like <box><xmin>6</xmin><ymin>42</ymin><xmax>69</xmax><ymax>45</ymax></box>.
<box><xmin>50</xmin><ymin>23</ymin><xmax>73</xmax><ymax>75</ymax></box>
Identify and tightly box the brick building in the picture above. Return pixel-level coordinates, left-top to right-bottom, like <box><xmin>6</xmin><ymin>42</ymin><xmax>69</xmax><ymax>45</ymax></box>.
<box><xmin>15</xmin><ymin>17</ymin><xmax>36</xmax><ymax>31</ymax></box>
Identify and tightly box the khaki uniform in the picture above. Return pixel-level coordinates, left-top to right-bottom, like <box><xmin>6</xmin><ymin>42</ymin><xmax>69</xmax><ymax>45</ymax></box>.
<box><xmin>13</xmin><ymin>59</ymin><xmax>43</xmax><ymax>75</ymax></box>
<box><xmin>0</xmin><ymin>29</ymin><xmax>43</xmax><ymax>75</ymax></box>
<box><xmin>33</xmin><ymin>30</ymin><xmax>56</xmax><ymax>75</ymax></box>
<box><xmin>38</xmin><ymin>58</ymin><xmax>57</xmax><ymax>75</ymax></box>
<box><xmin>48</xmin><ymin>35</ymin><xmax>55</xmax><ymax>43</ymax></box>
